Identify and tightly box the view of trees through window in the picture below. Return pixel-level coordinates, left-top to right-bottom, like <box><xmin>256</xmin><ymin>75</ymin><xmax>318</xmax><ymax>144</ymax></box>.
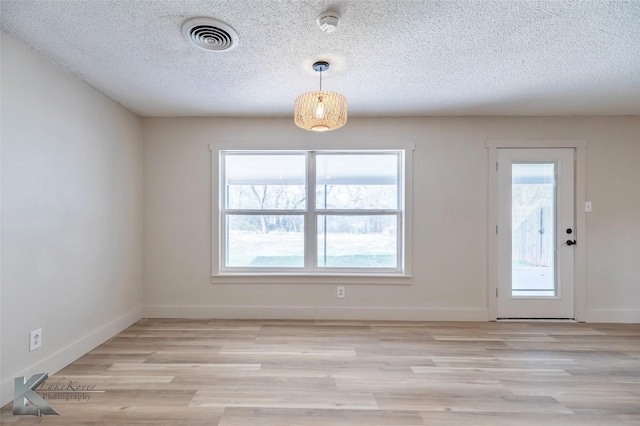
<box><xmin>222</xmin><ymin>152</ymin><xmax>402</xmax><ymax>270</ymax></box>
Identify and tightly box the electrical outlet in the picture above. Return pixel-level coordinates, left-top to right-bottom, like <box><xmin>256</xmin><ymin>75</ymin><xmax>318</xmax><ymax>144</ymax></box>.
<box><xmin>30</xmin><ymin>328</ymin><xmax>42</xmax><ymax>351</ymax></box>
<box><xmin>337</xmin><ymin>286</ymin><xmax>345</xmax><ymax>298</ymax></box>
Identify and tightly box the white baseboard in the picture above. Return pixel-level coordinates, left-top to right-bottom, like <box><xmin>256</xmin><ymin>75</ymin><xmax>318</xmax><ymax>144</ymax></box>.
<box><xmin>142</xmin><ymin>305</ymin><xmax>489</xmax><ymax>322</ymax></box>
<box><xmin>585</xmin><ymin>309</ymin><xmax>640</xmax><ymax>323</ymax></box>
<box><xmin>0</xmin><ymin>306</ymin><xmax>142</xmax><ymax>407</ymax></box>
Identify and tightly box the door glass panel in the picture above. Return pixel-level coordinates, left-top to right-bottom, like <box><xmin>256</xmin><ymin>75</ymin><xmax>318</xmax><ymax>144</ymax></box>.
<box><xmin>511</xmin><ymin>163</ymin><xmax>555</xmax><ymax>297</ymax></box>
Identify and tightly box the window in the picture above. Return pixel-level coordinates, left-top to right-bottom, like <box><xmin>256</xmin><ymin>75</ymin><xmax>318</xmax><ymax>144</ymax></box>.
<box><xmin>214</xmin><ymin>146</ymin><xmax>413</xmax><ymax>281</ymax></box>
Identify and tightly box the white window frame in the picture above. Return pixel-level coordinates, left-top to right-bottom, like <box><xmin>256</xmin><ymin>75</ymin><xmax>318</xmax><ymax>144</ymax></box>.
<box><xmin>210</xmin><ymin>141</ymin><xmax>414</xmax><ymax>285</ymax></box>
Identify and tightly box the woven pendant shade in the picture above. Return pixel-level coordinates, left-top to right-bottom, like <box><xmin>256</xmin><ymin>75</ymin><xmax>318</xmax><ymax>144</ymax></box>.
<box><xmin>294</xmin><ymin>61</ymin><xmax>347</xmax><ymax>132</ymax></box>
<box><xmin>294</xmin><ymin>90</ymin><xmax>347</xmax><ymax>131</ymax></box>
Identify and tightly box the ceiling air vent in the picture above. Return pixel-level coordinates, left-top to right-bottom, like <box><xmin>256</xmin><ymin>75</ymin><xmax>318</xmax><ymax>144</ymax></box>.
<box><xmin>182</xmin><ymin>17</ymin><xmax>238</xmax><ymax>52</ymax></box>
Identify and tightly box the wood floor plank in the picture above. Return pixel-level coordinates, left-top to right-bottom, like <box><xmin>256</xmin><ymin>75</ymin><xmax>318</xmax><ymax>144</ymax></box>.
<box><xmin>106</xmin><ymin>362</ymin><xmax>262</xmax><ymax>376</ymax></box>
<box><xmin>190</xmin><ymin>390</ymin><xmax>378</xmax><ymax>410</ymax></box>
<box><xmin>1</xmin><ymin>319</ymin><xmax>638</xmax><ymax>425</ymax></box>
<box><xmin>410</xmin><ymin>365</ymin><xmax>572</xmax><ymax>378</ymax></box>
<box><xmin>172</xmin><ymin>375</ymin><xmax>339</xmax><ymax>393</ymax></box>
<box><xmin>420</xmin><ymin>412</ymin><xmax>633</xmax><ymax>425</ymax></box>
<box><xmin>219</xmin><ymin>344</ymin><xmax>357</xmax><ymax>357</ymax></box>
<box><xmin>218</xmin><ymin>407</ymin><xmax>425</xmax><ymax>426</ymax></box>
<box><xmin>429</xmin><ymin>355</ymin><xmax>575</xmax><ymax>368</ymax></box>
<box><xmin>375</xmin><ymin>392</ymin><xmax>573</xmax><ymax>414</ymax></box>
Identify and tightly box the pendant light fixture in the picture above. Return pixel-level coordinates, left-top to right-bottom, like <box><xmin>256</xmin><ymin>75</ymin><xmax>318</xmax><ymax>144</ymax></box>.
<box><xmin>294</xmin><ymin>61</ymin><xmax>347</xmax><ymax>132</ymax></box>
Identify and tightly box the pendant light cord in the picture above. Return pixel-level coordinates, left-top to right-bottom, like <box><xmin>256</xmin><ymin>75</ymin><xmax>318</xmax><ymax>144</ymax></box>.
<box><xmin>319</xmin><ymin>69</ymin><xmax>323</xmax><ymax>91</ymax></box>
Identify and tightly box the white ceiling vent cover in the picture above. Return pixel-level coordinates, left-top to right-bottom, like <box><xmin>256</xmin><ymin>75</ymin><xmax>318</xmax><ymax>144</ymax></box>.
<box><xmin>182</xmin><ymin>17</ymin><xmax>238</xmax><ymax>52</ymax></box>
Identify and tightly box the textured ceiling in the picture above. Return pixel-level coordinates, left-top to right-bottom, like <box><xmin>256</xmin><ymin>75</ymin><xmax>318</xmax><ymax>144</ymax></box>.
<box><xmin>1</xmin><ymin>0</ymin><xmax>639</xmax><ymax>117</ymax></box>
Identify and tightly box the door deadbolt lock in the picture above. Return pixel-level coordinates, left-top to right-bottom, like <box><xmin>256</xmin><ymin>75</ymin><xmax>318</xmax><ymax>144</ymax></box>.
<box><xmin>566</xmin><ymin>240</ymin><xmax>577</xmax><ymax>246</ymax></box>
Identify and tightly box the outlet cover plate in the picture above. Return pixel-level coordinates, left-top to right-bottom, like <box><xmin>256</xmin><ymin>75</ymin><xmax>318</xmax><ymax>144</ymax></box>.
<box><xmin>30</xmin><ymin>328</ymin><xmax>42</xmax><ymax>351</ymax></box>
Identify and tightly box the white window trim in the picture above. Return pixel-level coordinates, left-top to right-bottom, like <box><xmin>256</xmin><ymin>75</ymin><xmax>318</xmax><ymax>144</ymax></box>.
<box><xmin>210</xmin><ymin>141</ymin><xmax>415</xmax><ymax>285</ymax></box>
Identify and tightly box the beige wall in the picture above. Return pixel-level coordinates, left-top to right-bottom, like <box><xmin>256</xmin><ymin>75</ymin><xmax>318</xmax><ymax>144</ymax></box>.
<box><xmin>1</xmin><ymin>34</ymin><xmax>143</xmax><ymax>404</ymax></box>
<box><xmin>142</xmin><ymin>116</ymin><xmax>639</xmax><ymax>322</ymax></box>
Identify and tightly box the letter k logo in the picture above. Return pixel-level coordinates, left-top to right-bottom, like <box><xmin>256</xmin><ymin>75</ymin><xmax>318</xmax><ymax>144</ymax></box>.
<box><xmin>13</xmin><ymin>373</ymin><xmax>60</xmax><ymax>416</ymax></box>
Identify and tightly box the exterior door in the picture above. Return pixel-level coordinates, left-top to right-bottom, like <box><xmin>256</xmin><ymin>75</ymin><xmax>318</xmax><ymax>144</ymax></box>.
<box><xmin>497</xmin><ymin>148</ymin><xmax>575</xmax><ymax>319</ymax></box>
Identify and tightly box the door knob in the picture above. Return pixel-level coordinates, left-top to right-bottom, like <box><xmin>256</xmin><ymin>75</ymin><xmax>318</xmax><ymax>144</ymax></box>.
<box><xmin>566</xmin><ymin>240</ymin><xmax>577</xmax><ymax>246</ymax></box>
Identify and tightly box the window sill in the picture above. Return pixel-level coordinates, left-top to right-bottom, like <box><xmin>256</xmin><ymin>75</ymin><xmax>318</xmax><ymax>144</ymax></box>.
<box><xmin>211</xmin><ymin>273</ymin><xmax>413</xmax><ymax>285</ymax></box>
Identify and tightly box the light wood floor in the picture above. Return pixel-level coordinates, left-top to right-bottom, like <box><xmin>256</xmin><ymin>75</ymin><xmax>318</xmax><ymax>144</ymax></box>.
<box><xmin>2</xmin><ymin>319</ymin><xmax>639</xmax><ymax>425</ymax></box>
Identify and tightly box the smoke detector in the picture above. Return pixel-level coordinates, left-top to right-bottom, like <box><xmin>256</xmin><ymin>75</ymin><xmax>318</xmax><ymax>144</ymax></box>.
<box><xmin>317</xmin><ymin>11</ymin><xmax>340</xmax><ymax>33</ymax></box>
<box><xmin>182</xmin><ymin>17</ymin><xmax>239</xmax><ymax>52</ymax></box>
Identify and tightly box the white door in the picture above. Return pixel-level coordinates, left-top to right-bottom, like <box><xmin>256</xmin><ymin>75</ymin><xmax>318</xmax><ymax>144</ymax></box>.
<box><xmin>497</xmin><ymin>149</ymin><xmax>575</xmax><ymax>319</ymax></box>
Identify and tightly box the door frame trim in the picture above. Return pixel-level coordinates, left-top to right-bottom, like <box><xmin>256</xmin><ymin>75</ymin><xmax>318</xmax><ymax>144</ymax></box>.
<box><xmin>487</xmin><ymin>140</ymin><xmax>587</xmax><ymax>321</ymax></box>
